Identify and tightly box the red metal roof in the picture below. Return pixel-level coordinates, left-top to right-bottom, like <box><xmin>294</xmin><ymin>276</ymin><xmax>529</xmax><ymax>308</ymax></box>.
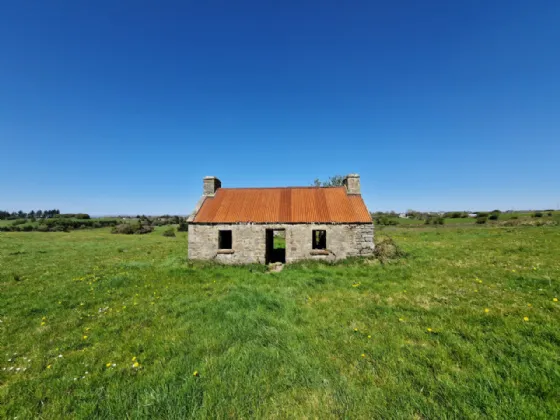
<box><xmin>192</xmin><ymin>187</ymin><xmax>372</xmax><ymax>223</ymax></box>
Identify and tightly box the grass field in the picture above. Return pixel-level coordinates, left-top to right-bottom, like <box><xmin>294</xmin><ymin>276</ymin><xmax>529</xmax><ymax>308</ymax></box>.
<box><xmin>1</xmin><ymin>225</ymin><xmax>559</xmax><ymax>418</ymax></box>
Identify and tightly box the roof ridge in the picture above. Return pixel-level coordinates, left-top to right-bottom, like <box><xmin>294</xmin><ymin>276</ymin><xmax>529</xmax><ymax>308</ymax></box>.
<box><xmin>218</xmin><ymin>186</ymin><xmax>345</xmax><ymax>190</ymax></box>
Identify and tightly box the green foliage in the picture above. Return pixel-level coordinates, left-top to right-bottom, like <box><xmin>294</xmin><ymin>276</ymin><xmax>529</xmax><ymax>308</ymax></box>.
<box><xmin>372</xmin><ymin>236</ymin><xmax>405</xmax><ymax>263</ymax></box>
<box><xmin>476</xmin><ymin>216</ymin><xmax>488</xmax><ymax>224</ymax></box>
<box><xmin>375</xmin><ymin>216</ymin><xmax>399</xmax><ymax>226</ymax></box>
<box><xmin>177</xmin><ymin>222</ymin><xmax>189</xmax><ymax>232</ymax></box>
<box><xmin>425</xmin><ymin>216</ymin><xmax>444</xmax><ymax>225</ymax></box>
<box><xmin>162</xmin><ymin>227</ymin><xmax>176</xmax><ymax>237</ymax></box>
<box><xmin>0</xmin><ymin>227</ymin><xmax>559</xmax><ymax>418</ymax></box>
<box><xmin>112</xmin><ymin>222</ymin><xmax>154</xmax><ymax>235</ymax></box>
<box><xmin>533</xmin><ymin>212</ymin><xmax>543</xmax><ymax>218</ymax></box>
<box><xmin>312</xmin><ymin>175</ymin><xmax>345</xmax><ymax>187</ymax></box>
<box><xmin>489</xmin><ymin>212</ymin><xmax>500</xmax><ymax>220</ymax></box>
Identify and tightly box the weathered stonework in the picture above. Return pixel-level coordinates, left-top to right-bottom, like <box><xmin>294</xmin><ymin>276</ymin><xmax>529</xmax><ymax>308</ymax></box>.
<box><xmin>188</xmin><ymin>223</ymin><xmax>374</xmax><ymax>264</ymax></box>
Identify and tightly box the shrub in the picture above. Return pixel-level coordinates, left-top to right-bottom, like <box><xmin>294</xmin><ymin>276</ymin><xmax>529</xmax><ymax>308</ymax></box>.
<box><xmin>112</xmin><ymin>224</ymin><xmax>136</xmax><ymax>234</ymax></box>
<box><xmin>112</xmin><ymin>222</ymin><xmax>154</xmax><ymax>235</ymax></box>
<box><xmin>36</xmin><ymin>225</ymin><xmax>49</xmax><ymax>232</ymax></box>
<box><xmin>488</xmin><ymin>213</ymin><xmax>499</xmax><ymax>221</ymax></box>
<box><xmin>425</xmin><ymin>216</ymin><xmax>444</xmax><ymax>225</ymax></box>
<box><xmin>533</xmin><ymin>212</ymin><xmax>543</xmax><ymax>218</ymax></box>
<box><xmin>11</xmin><ymin>219</ymin><xmax>26</xmax><ymax>226</ymax></box>
<box><xmin>373</xmin><ymin>237</ymin><xmax>405</xmax><ymax>263</ymax></box>
<box><xmin>476</xmin><ymin>217</ymin><xmax>487</xmax><ymax>224</ymax></box>
<box><xmin>177</xmin><ymin>222</ymin><xmax>189</xmax><ymax>232</ymax></box>
<box><xmin>136</xmin><ymin>225</ymin><xmax>154</xmax><ymax>235</ymax></box>
<box><xmin>162</xmin><ymin>227</ymin><xmax>176</xmax><ymax>237</ymax></box>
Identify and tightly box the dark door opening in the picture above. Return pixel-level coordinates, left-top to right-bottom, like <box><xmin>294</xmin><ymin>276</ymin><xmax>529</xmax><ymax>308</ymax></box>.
<box><xmin>265</xmin><ymin>229</ymin><xmax>286</xmax><ymax>264</ymax></box>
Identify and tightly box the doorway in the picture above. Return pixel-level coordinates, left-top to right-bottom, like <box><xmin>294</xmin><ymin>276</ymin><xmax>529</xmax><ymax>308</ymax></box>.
<box><xmin>265</xmin><ymin>229</ymin><xmax>286</xmax><ymax>264</ymax></box>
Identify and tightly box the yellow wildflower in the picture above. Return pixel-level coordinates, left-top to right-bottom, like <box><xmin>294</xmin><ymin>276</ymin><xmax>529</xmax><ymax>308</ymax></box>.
<box><xmin>368</xmin><ymin>335</ymin><xmax>371</xmax><ymax>339</ymax></box>
<box><xmin>106</xmin><ymin>362</ymin><xmax>112</xmax><ymax>368</ymax></box>
<box><xmin>83</xmin><ymin>335</ymin><xmax>88</xmax><ymax>340</ymax></box>
<box><xmin>553</xmin><ymin>298</ymin><xmax>558</xmax><ymax>302</ymax></box>
<box><xmin>523</xmin><ymin>317</ymin><xmax>529</xmax><ymax>322</ymax></box>
<box><xmin>354</xmin><ymin>328</ymin><xmax>358</xmax><ymax>332</ymax></box>
<box><xmin>41</xmin><ymin>322</ymin><xmax>46</xmax><ymax>326</ymax></box>
<box><xmin>47</xmin><ymin>365</ymin><xmax>52</xmax><ymax>369</ymax></box>
<box><xmin>193</xmin><ymin>370</ymin><xmax>199</xmax><ymax>377</ymax></box>
<box><xmin>361</xmin><ymin>353</ymin><xmax>365</xmax><ymax>358</ymax></box>
<box><xmin>132</xmin><ymin>356</ymin><xmax>137</xmax><ymax>361</ymax></box>
<box><xmin>484</xmin><ymin>308</ymin><xmax>490</xmax><ymax>313</ymax></box>
<box><xmin>132</xmin><ymin>361</ymin><xmax>140</xmax><ymax>368</ymax></box>
<box><xmin>427</xmin><ymin>328</ymin><xmax>433</xmax><ymax>332</ymax></box>
<box><xmin>527</xmin><ymin>303</ymin><xmax>532</xmax><ymax>307</ymax></box>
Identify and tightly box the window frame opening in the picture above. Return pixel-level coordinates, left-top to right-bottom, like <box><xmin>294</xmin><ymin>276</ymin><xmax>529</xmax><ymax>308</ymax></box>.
<box><xmin>312</xmin><ymin>230</ymin><xmax>327</xmax><ymax>250</ymax></box>
<box><xmin>218</xmin><ymin>230</ymin><xmax>232</xmax><ymax>250</ymax></box>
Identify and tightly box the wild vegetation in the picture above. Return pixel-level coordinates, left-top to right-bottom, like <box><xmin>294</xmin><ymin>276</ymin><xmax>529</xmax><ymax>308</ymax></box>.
<box><xmin>0</xmin><ymin>212</ymin><xmax>188</xmax><ymax>233</ymax></box>
<box><xmin>372</xmin><ymin>209</ymin><xmax>560</xmax><ymax>227</ymax></box>
<box><xmin>1</xmin><ymin>224</ymin><xmax>559</xmax><ymax>418</ymax></box>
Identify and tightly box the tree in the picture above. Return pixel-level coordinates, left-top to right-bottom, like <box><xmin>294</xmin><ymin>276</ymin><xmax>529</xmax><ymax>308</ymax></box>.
<box><xmin>312</xmin><ymin>175</ymin><xmax>345</xmax><ymax>187</ymax></box>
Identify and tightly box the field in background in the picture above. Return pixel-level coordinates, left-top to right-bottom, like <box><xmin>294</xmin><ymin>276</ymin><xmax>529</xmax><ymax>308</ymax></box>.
<box><xmin>1</xmin><ymin>226</ymin><xmax>559</xmax><ymax>418</ymax></box>
<box><xmin>378</xmin><ymin>211</ymin><xmax>560</xmax><ymax>227</ymax></box>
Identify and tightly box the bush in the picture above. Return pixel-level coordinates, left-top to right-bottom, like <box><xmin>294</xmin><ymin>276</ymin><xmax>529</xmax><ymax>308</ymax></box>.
<box><xmin>425</xmin><ymin>216</ymin><xmax>444</xmax><ymax>225</ymax></box>
<box><xmin>376</xmin><ymin>216</ymin><xmax>398</xmax><ymax>226</ymax></box>
<box><xmin>136</xmin><ymin>225</ymin><xmax>154</xmax><ymax>235</ymax></box>
<box><xmin>112</xmin><ymin>224</ymin><xmax>136</xmax><ymax>234</ymax></box>
<box><xmin>177</xmin><ymin>222</ymin><xmax>189</xmax><ymax>232</ymax></box>
<box><xmin>489</xmin><ymin>213</ymin><xmax>499</xmax><ymax>221</ymax></box>
<box><xmin>373</xmin><ymin>237</ymin><xmax>405</xmax><ymax>263</ymax></box>
<box><xmin>476</xmin><ymin>217</ymin><xmax>487</xmax><ymax>224</ymax></box>
<box><xmin>11</xmin><ymin>219</ymin><xmax>26</xmax><ymax>226</ymax></box>
<box><xmin>162</xmin><ymin>227</ymin><xmax>176</xmax><ymax>237</ymax></box>
<box><xmin>533</xmin><ymin>212</ymin><xmax>543</xmax><ymax>218</ymax></box>
<box><xmin>111</xmin><ymin>222</ymin><xmax>154</xmax><ymax>235</ymax></box>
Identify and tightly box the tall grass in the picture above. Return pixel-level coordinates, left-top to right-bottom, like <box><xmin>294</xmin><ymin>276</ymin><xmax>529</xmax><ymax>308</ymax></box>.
<box><xmin>1</xmin><ymin>226</ymin><xmax>559</xmax><ymax>418</ymax></box>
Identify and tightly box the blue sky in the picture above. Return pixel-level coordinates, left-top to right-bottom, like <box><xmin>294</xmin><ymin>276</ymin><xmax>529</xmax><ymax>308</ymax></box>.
<box><xmin>1</xmin><ymin>1</ymin><xmax>559</xmax><ymax>215</ymax></box>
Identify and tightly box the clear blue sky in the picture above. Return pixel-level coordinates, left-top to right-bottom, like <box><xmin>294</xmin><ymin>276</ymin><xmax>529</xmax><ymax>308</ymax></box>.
<box><xmin>1</xmin><ymin>1</ymin><xmax>559</xmax><ymax>215</ymax></box>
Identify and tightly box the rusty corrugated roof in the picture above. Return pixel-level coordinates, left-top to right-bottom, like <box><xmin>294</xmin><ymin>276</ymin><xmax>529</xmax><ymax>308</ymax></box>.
<box><xmin>192</xmin><ymin>187</ymin><xmax>372</xmax><ymax>223</ymax></box>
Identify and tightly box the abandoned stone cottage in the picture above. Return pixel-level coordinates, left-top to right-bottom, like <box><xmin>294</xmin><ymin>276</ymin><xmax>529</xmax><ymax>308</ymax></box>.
<box><xmin>187</xmin><ymin>174</ymin><xmax>374</xmax><ymax>264</ymax></box>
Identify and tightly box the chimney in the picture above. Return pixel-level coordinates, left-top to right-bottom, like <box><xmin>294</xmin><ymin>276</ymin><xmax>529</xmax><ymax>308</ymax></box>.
<box><xmin>343</xmin><ymin>174</ymin><xmax>361</xmax><ymax>195</ymax></box>
<box><xmin>203</xmin><ymin>176</ymin><xmax>221</xmax><ymax>196</ymax></box>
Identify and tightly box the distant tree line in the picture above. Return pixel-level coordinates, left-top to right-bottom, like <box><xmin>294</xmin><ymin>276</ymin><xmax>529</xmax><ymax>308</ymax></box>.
<box><xmin>0</xmin><ymin>210</ymin><xmax>190</xmax><ymax>233</ymax></box>
<box><xmin>0</xmin><ymin>209</ymin><xmax>61</xmax><ymax>220</ymax></box>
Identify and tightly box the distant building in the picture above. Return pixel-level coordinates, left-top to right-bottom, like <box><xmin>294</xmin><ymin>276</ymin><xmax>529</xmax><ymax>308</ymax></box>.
<box><xmin>187</xmin><ymin>174</ymin><xmax>374</xmax><ymax>264</ymax></box>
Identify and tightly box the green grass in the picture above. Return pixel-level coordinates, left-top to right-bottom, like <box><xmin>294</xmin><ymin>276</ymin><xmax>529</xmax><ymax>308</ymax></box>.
<box><xmin>1</xmin><ymin>226</ymin><xmax>559</xmax><ymax>418</ymax></box>
<box><xmin>383</xmin><ymin>211</ymin><xmax>560</xmax><ymax>227</ymax></box>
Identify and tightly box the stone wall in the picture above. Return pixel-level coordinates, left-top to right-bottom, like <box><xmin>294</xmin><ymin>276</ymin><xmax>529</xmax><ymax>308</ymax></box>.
<box><xmin>188</xmin><ymin>223</ymin><xmax>374</xmax><ymax>264</ymax></box>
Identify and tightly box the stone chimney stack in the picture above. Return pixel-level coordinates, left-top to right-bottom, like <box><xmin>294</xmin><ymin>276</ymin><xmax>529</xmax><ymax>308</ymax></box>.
<box><xmin>203</xmin><ymin>176</ymin><xmax>221</xmax><ymax>196</ymax></box>
<box><xmin>343</xmin><ymin>174</ymin><xmax>361</xmax><ymax>195</ymax></box>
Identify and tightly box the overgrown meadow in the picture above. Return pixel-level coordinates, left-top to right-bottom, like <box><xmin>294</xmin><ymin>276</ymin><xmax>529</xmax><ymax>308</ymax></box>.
<box><xmin>1</xmin><ymin>226</ymin><xmax>559</xmax><ymax>418</ymax></box>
